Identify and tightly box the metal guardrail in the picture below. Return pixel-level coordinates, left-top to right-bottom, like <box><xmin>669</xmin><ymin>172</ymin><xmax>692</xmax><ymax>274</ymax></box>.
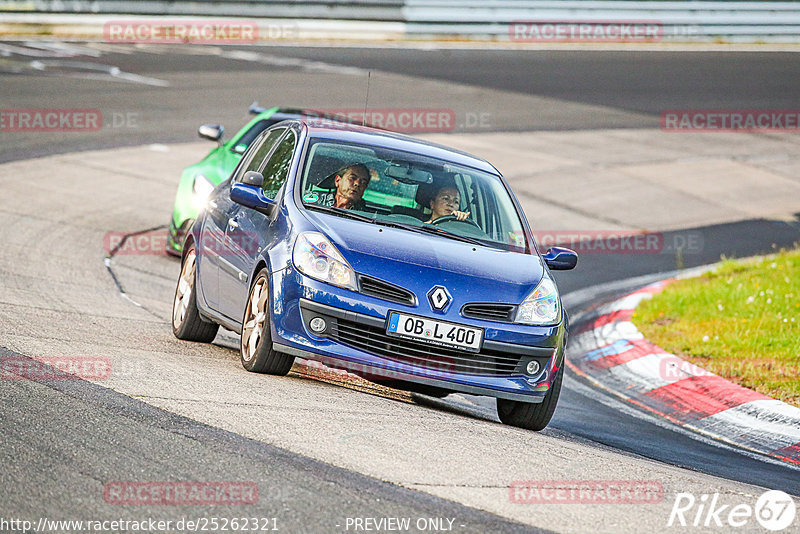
<box><xmin>1</xmin><ymin>0</ymin><xmax>800</xmax><ymax>41</ymax></box>
<box><xmin>401</xmin><ymin>1</ymin><xmax>800</xmax><ymax>41</ymax></box>
<box><xmin>0</xmin><ymin>1</ymin><xmax>405</xmax><ymax>20</ymax></box>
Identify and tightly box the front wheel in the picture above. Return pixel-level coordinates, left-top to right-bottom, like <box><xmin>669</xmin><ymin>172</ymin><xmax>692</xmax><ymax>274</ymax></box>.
<box><xmin>172</xmin><ymin>246</ymin><xmax>219</xmax><ymax>342</ymax></box>
<box><xmin>497</xmin><ymin>365</ymin><xmax>563</xmax><ymax>431</ymax></box>
<box><xmin>240</xmin><ymin>269</ymin><xmax>294</xmax><ymax>375</ymax></box>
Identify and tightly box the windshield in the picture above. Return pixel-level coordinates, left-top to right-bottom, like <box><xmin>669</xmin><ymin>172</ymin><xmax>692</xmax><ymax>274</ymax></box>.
<box><xmin>298</xmin><ymin>139</ymin><xmax>528</xmax><ymax>253</ymax></box>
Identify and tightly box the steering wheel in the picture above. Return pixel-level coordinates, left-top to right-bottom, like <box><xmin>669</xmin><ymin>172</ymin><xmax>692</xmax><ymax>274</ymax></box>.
<box><xmin>431</xmin><ymin>214</ymin><xmax>481</xmax><ymax>229</ymax></box>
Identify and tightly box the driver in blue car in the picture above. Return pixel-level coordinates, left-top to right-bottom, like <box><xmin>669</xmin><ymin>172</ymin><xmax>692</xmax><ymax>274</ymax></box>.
<box><xmin>325</xmin><ymin>163</ymin><xmax>371</xmax><ymax>210</ymax></box>
<box><xmin>425</xmin><ymin>182</ymin><xmax>470</xmax><ymax>223</ymax></box>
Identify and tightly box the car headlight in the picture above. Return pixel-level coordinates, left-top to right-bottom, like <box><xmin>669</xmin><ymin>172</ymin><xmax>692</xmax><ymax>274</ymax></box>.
<box><xmin>515</xmin><ymin>275</ymin><xmax>560</xmax><ymax>325</ymax></box>
<box><xmin>293</xmin><ymin>232</ymin><xmax>357</xmax><ymax>291</ymax></box>
<box><xmin>192</xmin><ymin>174</ymin><xmax>215</xmax><ymax>207</ymax></box>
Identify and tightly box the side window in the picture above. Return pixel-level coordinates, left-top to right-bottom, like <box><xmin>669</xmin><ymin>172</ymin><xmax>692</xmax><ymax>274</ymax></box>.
<box><xmin>233</xmin><ymin>128</ymin><xmax>286</xmax><ymax>183</ymax></box>
<box><xmin>231</xmin><ymin>118</ymin><xmax>284</xmax><ymax>154</ymax></box>
<box><xmin>258</xmin><ymin>131</ymin><xmax>297</xmax><ymax>199</ymax></box>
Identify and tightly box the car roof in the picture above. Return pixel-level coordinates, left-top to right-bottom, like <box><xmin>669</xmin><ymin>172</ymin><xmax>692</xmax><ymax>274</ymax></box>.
<box><xmin>254</xmin><ymin>106</ymin><xmax>350</xmax><ymax>123</ymax></box>
<box><xmin>290</xmin><ymin>119</ymin><xmax>499</xmax><ymax>175</ymax></box>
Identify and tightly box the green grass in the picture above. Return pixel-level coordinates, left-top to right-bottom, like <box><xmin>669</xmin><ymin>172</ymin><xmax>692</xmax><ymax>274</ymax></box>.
<box><xmin>634</xmin><ymin>247</ymin><xmax>800</xmax><ymax>407</ymax></box>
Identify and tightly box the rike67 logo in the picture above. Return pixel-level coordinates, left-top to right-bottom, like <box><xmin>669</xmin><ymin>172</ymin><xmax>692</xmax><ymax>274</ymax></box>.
<box><xmin>668</xmin><ymin>490</ymin><xmax>796</xmax><ymax>531</ymax></box>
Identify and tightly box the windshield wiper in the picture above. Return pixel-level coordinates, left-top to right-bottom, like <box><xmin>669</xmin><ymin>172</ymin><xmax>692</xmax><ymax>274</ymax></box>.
<box><xmin>304</xmin><ymin>204</ymin><xmax>377</xmax><ymax>224</ymax></box>
<box><xmin>305</xmin><ymin>205</ymin><xmax>488</xmax><ymax>247</ymax></box>
<box><xmin>379</xmin><ymin>220</ymin><xmax>486</xmax><ymax>247</ymax></box>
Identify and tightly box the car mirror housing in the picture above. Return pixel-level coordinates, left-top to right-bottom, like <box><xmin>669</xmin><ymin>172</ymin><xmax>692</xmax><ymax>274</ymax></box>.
<box><xmin>198</xmin><ymin>123</ymin><xmax>224</xmax><ymax>144</ymax></box>
<box><xmin>241</xmin><ymin>171</ymin><xmax>264</xmax><ymax>187</ymax></box>
<box><xmin>230</xmin><ymin>182</ymin><xmax>276</xmax><ymax>217</ymax></box>
<box><xmin>542</xmin><ymin>247</ymin><xmax>578</xmax><ymax>270</ymax></box>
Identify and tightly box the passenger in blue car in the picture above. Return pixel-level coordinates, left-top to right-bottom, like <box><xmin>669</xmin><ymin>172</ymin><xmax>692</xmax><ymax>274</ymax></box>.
<box><xmin>424</xmin><ymin>181</ymin><xmax>471</xmax><ymax>224</ymax></box>
<box><xmin>325</xmin><ymin>163</ymin><xmax>371</xmax><ymax>210</ymax></box>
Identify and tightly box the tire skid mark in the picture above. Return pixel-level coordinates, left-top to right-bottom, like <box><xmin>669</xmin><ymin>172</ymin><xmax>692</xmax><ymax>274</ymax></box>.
<box><xmin>104</xmin><ymin>224</ymin><xmax>167</xmax><ymax>318</ymax></box>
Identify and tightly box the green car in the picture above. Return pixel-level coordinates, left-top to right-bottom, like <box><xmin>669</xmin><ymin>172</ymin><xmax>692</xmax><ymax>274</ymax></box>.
<box><xmin>167</xmin><ymin>104</ymin><xmax>344</xmax><ymax>255</ymax></box>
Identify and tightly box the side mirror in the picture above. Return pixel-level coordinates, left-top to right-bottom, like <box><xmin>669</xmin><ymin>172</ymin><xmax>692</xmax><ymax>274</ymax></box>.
<box><xmin>230</xmin><ymin>179</ymin><xmax>276</xmax><ymax>217</ymax></box>
<box><xmin>241</xmin><ymin>171</ymin><xmax>263</xmax><ymax>187</ymax></box>
<box><xmin>249</xmin><ymin>101</ymin><xmax>268</xmax><ymax>115</ymax></box>
<box><xmin>198</xmin><ymin>124</ymin><xmax>224</xmax><ymax>144</ymax></box>
<box><xmin>543</xmin><ymin>247</ymin><xmax>578</xmax><ymax>270</ymax></box>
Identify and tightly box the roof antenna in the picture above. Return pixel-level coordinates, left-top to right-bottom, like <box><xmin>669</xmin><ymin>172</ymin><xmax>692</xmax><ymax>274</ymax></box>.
<box><xmin>362</xmin><ymin>71</ymin><xmax>371</xmax><ymax>127</ymax></box>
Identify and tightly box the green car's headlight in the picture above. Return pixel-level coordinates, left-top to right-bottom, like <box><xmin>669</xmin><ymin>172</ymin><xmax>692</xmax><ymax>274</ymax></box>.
<box><xmin>293</xmin><ymin>232</ymin><xmax>357</xmax><ymax>291</ymax></box>
<box><xmin>192</xmin><ymin>174</ymin><xmax>215</xmax><ymax>208</ymax></box>
<box><xmin>515</xmin><ymin>275</ymin><xmax>560</xmax><ymax>325</ymax></box>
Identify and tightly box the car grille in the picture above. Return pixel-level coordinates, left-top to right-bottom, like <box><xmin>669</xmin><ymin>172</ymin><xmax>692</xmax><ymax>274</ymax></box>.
<box><xmin>461</xmin><ymin>303</ymin><xmax>516</xmax><ymax>322</ymax></box>
<box><xmin>358</xmin><ymin>275</ymin><xmax>416</xmax><ymax>306</ymax></box>
<box><xmin>329</xmin><ymin>318</ymin><xmax>523</xmax><ymax>376</ymax></box>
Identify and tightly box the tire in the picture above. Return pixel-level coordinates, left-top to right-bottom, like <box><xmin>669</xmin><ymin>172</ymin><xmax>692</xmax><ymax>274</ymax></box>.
<box><xmin>497</xmin><ymin>364</ymin><xmax>564</xmax><ymax>431</ymax></box>
<box><xmin>172</xmin><ymin>245</ymin><xmax>219</xmax><ymax>342</ymax></box>
<box><xmin>240</xmin><ymin>269</ymin><xmax>294</xmax><ymax>375</ymax></box>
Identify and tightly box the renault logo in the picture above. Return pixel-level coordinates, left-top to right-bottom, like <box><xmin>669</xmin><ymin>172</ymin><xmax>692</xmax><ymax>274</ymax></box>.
<box><xmin>427</xmin><ymin>286</ymin><xmax>451</xmax><ymax>312</ymax></box>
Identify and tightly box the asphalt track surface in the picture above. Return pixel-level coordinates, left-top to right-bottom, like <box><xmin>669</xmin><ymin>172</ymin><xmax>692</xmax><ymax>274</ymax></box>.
<box><xmin>243</xmin><ymin>47</ymin><xmax>800</xmax><ymax>117</ymax></box>
<box><xmin>1</xmin><ymin>42</ymin><xmax>800</xmax><ymax>532</ymax></box>
<box><xmin>3</xmin><ymin>43</ymin><xmax>800</xmax><ymax>162</ymax></box>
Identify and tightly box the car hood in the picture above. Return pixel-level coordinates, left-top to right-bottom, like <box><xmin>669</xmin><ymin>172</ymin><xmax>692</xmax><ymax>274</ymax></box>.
<box><xmin>304</xmin><ymin>211</ymin><xmax>544</xmax><ymax>305</ymax></box>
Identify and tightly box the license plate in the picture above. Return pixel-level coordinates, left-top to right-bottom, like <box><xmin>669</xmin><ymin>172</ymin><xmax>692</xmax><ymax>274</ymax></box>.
<box><xmin>386</xmin><ymin>311</ymin><xmax>483</xmax><ymax>352</ymax></box>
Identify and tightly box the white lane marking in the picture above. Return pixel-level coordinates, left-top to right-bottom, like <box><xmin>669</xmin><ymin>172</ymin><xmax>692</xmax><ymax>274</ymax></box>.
<box><xmin>109</xmin><ymin>69</ymin><xmax>170</xmax><ymax>87</ymax></box>
<box><xmin>594</xmin><ymin>291</ymin><xmax>654</xmax><ymax>314</ymax></box>
<box><xmin>564</xmin><ymin>372</ymin><xmax>800</xmax><ymax>471</ymax></box>
<box><xmin>570</xmin><ymin>281</ymin><xmax>800</xmax><ymax>464</ymax></box>
<box><xmin>608</xmin><ymin>352</ymin><xmax>681</xmax><ymax>393</ymax></box>
<box><xmin>125</xmin><ymin>44</ymin><xmax>368</xmax><ymax>76</ymax></box>
<box><xmin>25</xmin><ymin>59</ymin><xmax>170</xmax><ymax>86</ymax></box>
<box><xmin>104</xmin><ymin>257</ymin><xmax>144</xmax><ymax>307</ymax></box>
<box><xmin>218</xmin><ymin>49</ymin><xmax>367</xmax><ymax>76</ymax></box>
<box><xmin>0</xmin><ymin>42</ymin><xmax>75</xmax><ymax>57</ymax></box>
<box><xmin>693</xmin><ymin>400</ymin><xmax>800</xmax><ymax>451</ymax></box>
<box><xmin>121</xmin><ymin>292</ymin><xmax>143</xmax><ymax>308</ymax></box>
<box><xmin>83</xmin><ymin>42</ymin><xmax>139</xmax><ymax>55</ymax></box>
<box><xmin>149</xmin><ymin>144</ymin><xmax>170</xmax><ymax>152</ymax></box>
<box><xmin>22</xmin><ymin>40</ymin><xmax>103</xmax><ymax>58</ymax></box>
<box><xmin>574</xmin><ymin>320</ymin><xmax>644</xmax><ymax>349</ymax></box>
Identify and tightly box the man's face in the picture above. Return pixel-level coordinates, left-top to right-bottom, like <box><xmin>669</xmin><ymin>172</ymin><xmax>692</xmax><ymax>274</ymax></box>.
<box><xmin>334</xmin><ymin>166</ymin><xmax>370</xmax><ymax>203</ymax></box>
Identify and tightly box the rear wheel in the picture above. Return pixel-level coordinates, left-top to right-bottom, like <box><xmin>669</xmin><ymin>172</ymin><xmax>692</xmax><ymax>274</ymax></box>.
<box><xmin>497</xmin><ymin>365</ymin><xmax>563</xmax><ymax>431</ymax></box>
<box><xmin>240</xmin><ymin>269</ymin><xmax>294</xmax><ymax>375</ymax></box>
<box><xmin>172</xmin><ymin>246</ymin><xmax>219</xmax><ymax>342</ymax></box>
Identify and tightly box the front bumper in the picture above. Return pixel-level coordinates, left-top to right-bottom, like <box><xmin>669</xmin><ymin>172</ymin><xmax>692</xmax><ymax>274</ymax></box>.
<box><xmin>166</xmin><ymin>217</ymin><xmax>194</xmax><ymax>256</ymax></box>
<box><xmin>270</xmin><ymin>268</ymin><xmax>565</xmax><ymax>402</ymax></box>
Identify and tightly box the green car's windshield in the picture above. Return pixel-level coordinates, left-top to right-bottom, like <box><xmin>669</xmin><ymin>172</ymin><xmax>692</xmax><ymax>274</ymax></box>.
<box><xmin>298</xmin><ymin>139</ymin><xmax>528</xmax><ymax>253</ymax></box>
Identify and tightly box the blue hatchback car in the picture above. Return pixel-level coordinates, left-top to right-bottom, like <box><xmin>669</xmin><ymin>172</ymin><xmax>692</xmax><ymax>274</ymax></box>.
<box><xmin>172</xmin><ymin>119</ymin><xmax>577</xmax><ymax>431</ymax></box>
